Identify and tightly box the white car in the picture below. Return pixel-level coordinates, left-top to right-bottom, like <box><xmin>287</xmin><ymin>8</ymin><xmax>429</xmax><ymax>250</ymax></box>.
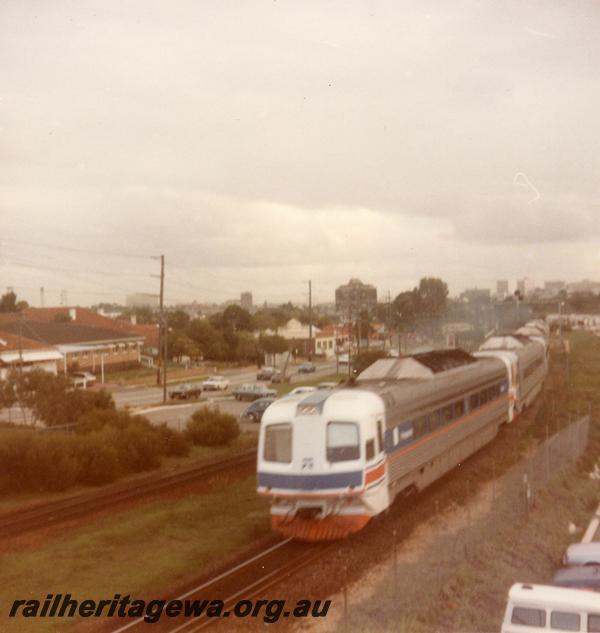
<box><xmin>288</xmin><ymin>386</ymin><xmax>317</xmax><ymax>396</ymax></box>
<box><xmin>562</xmin><ymin>542</ymin><xmax>600</xmax><ymax>567</ymax></box>
<box><xmin>71</xmin><ymin>371</ymin><xmax>96</xmax><ymax>388</ymax></box>
<box><xmin>201</xmin><ymin>375</ymin><xmax>230</xmax><ymax>391</ymax></box>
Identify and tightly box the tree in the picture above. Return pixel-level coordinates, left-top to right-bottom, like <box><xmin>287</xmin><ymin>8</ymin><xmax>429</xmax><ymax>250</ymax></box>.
<box><xmin>392</xmin><ymin>277</ymin><xmax>449</xmax><ymax>326</ymax></box>
<box><xmin>211</xmin><ymin>305</ymin><xmax>253</xmax><ymax>332</ymax></box>
<box><xmin>259</xmin><ymin>334</ymin><xmax>289</xmax><ymax>355</ymax></box>
<box><xmin>0</xmin><ymin>291</ymin><xmax>28</xmax><ymax>313</ymax></box>
<box><xmin>168</xmin><ymin>309</ymin><xmax>190</xmax><ymax>331</ymax></box>
<box><xmin>416</xmin><ymin>277</ymin><xmax>448</xmax><ymax>318</ymax></box>
<box><xmin>168</xmin><ymin>333</ymin><xmax>199</xmax><ymax>362</ymax></box>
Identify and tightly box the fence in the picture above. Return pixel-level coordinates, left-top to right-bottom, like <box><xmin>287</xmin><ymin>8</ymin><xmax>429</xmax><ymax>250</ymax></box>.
<box><xmin>338</xmin><ymin>414</ymin><xmax>593</xmax><ymax>633</ymax></box>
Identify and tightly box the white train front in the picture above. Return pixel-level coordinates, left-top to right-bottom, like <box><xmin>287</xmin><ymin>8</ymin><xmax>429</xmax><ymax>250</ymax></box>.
<box><xmin>257</xmin><ymin>340</ymin><xmax>546</xmax><ymax>541</ymax></box>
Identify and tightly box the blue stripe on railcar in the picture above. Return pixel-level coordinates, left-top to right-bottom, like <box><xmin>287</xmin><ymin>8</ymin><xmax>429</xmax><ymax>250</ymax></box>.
<box><xmin>257</xmin><ymin>470</ymin><xmax>363</xmax><ymax>490</ymax></box>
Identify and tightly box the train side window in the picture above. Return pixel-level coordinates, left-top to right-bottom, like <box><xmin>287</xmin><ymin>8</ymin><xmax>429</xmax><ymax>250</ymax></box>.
<box><xmin>487</xmin><ymin>386</ymin><xmax>496</xmax><ymax>401</ymax></box>
<box><xmin>454</xmin><ymin>400</ymin><xmax>464</xmax><ymax>418</ymax></box>
<box><xmin>550</xmin><ymin>611</ymin><xmax>580</xmax><ymax>632</ymax></box>
<box><xmin>413</xmin><ymin>417</ymin><xmax>424</xmax><ymax>438</ymax></box>
<box><xmin>479</xmin><ymin>389</ymin><xmax>488</xmax><ymax>405</ymax></box>
<box><xmin>469</xmin><ymin>393</ymin><xmax>479</xmax><ymax>410</ymax></box>
<box><xmin>429</xmin><ymin>410</ymin><xmax>440</xmax><ymax>431</ymax></box>
<box><xmin>263</xmin><ymin>423</ymin><xmax>292</xmax><ymax>464</ymax></box>
<box><xmin>365</xmin><ymin>438</ymin><xmax>375</xmax><ymax>461</ymax></box>
<box><xmin>376</xmin><ymin>420</ymin><xmax>384</xmax><ymax>454</ymax></box>
<box><xmin>443</xmin><ymin>404</ymin><xmax>453</xmax><ymax>423</ymax></box>
<box><xmin>327</xmin><ymin>422</ymin><xmax>360</xmax><ymax>462</ymax></box>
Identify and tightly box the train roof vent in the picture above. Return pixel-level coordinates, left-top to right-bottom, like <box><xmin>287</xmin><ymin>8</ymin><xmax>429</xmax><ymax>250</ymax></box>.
<box><xmin>412</xmin><ymin>349</ymin><xmax>477</xmax><ymax>373</ymax></box>
<box><xmin>296</xmin><ymin>390</ymin><xmax>331</xmax><ymax>416</ymax></box>
<box><xmin>357</xmin><ymin>349</ymin><xmax>476</xmax><ymax>381</ymax></box>
<box><xmin>479</xmin><ymin>334</ymin><xmax>531</xmax><ymax>350</ymax></box>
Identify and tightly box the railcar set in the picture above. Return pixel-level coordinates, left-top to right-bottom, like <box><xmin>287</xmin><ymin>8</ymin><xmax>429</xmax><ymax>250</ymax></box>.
<box><xmin>257</xmin><ymin>319</ymin><xmax>549</xmax><ymax>541</ymax></box>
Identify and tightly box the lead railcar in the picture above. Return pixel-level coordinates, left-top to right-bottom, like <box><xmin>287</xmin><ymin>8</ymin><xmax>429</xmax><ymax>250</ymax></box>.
<box><xmin>257</xmin><ymin>349</ymin><xmax>512</xmax><ymax>541</ymax></box>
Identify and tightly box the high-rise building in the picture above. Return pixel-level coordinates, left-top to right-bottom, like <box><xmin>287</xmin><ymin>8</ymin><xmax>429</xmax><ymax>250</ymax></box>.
<box><xmin>335</xmin><ymin>278</ymin><xmax>377</xmax><ymax>313</ymax></box>
<box><xmin>240</xmin><ymin>291</ymin><xmax>253</xmax><ymax>311</ymax></box>
<box><xmin>496</xmin><ymin>280</ymin><xmax>509</xmax><ymax>300</ymax></box>
<box><xmin>126</xmin><ymin>293</ymin><xmax>159</xmax><ymax>308</ymax></box>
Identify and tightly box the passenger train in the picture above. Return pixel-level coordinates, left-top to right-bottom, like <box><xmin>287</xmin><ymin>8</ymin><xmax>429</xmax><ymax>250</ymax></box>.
<box><xmin>257</xmin><ymin>321</ymin><xmax>548</xmax><ymax>541</ymax></box>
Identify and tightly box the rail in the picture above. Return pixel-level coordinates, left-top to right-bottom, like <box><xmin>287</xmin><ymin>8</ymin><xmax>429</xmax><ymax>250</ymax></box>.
<box><xmin>0</xmin><ymin>449</ymin><xmax>256</xmax><ymax>538</ymax></box>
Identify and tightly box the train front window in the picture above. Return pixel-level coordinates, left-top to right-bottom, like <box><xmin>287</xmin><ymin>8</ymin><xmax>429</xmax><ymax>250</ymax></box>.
<box><xmin>263</xmin><ymin>423</ymin><xmax>292</xmax><ymax>463</ymax></box>
<box><xmin>327</xmin><ymin>422</ymin><xmax>360</xmax><ymax>462</ymax></box>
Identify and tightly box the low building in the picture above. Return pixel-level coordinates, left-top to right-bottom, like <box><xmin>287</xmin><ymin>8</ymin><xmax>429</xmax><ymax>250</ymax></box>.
<box><xmin>0</xmin><ymin>319</ymin><xmax>144</xmax><ymax>374</ymax></box>
<box><xmin>314</xmin><ymin>324</ymin><xmax>350</xmax><ymax>358</ymax></box>
<box><xmin>0</xmin><ymin>332</ymin><xmax>63</xmax><ymax>380</ymax></box>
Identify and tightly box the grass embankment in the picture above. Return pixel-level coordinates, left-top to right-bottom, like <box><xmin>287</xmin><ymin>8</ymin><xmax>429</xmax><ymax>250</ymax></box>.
<box><xmin>0</xmin><ymin>432</ymin><xmax>258</xmax><ymax>515</ymax></box>
<box><xmin>0</xmin><ymin>477</ymin><xmax>269</xmax><ymax>633</ymax></box>
<box><xmin>341</xmin><ymin>331</ymin><xmax>600</xmax><ymax>633</ymax></box>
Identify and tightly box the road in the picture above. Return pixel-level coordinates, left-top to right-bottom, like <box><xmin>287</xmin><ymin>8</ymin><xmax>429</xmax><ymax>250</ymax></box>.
<box><xmin>110</xmin><ymin>361</ymin><xmax>338</xmax><ymax>409</ymax></box>
<box><xmin>0</xmin><ymin>361</ymin><xmax>339</xmax><ymax>425</ymax></box>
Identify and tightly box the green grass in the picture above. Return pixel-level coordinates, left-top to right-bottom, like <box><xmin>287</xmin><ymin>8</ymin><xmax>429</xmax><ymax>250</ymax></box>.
<box><xmin>0</xmin><ymin>477</ymin><xmax>269</xmax><ymax>633</ymax></box>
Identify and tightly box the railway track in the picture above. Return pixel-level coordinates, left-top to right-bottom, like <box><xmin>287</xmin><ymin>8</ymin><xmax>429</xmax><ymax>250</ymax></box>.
<box><xmin>0</xmin><ymin>449</ymin><xmax>256</xmax><ymax>538</ymax></box>
<box><xmin>109</xmin><ymin>538</ymin><xmax>334</xmax><ymax>633</ymax></box>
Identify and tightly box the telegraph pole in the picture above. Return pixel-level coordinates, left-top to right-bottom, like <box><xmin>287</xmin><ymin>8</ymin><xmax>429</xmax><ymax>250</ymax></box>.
<box><xmin>152</xmin><ymin>255</ymin><xmax>165</xmax><ymax>387</ymax></box>
<box><xmin>308</xmin><ymin>280</ymin><xmax>313</xmax><ymax>361</ymax></box>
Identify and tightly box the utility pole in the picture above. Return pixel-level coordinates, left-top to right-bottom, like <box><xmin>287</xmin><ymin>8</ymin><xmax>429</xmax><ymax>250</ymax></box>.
<box><xmin>152</xmin><ymin>255</ymin><xmax>165</xmax><ymax>388</ymax></box>
<box><xmin>347</xmin><ymin>302</ymin><xmax>352</xmax><ymax>379</ymax></box>
<box><xmin>308</xmin><ymin>280</ymin><xmax>312</xmax><ymax>361</ymax></box>
<box><xmin>40</xmin><ymin>286</ymin><xmax>45</xmax><ymax>308</ymax></box>
<box><xmin>18</xmin><ymin>312</ymin><xmax>23</xmax><ymax>376</ymax></box>
<box><xmin>162</xmin><ymin>310</ymin><xmax>168</xmax><ymax>403</ymax></box>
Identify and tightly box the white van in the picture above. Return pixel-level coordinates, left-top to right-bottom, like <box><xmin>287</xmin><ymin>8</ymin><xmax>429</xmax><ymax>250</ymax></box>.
<box><xmin>502</xmin><ymin>583</ymin><xmax>600</xmax><ymax>633</ymax></box>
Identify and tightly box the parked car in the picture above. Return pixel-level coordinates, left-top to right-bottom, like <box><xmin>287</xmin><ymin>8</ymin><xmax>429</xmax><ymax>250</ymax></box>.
<box><xmin>552</xmin><ymin>566</ymin><xmax>600</xmax><ymax>591</ymax></box>
<box><xmin>288</xmin><ymin>386</ymin><xmax>317</xmax><ymax>395</ymax></box>
<box><xmin>317</xmin><ymin>381</ymin><xmax>338</xmax><ymax>390</ymax></box>
<box><xmin>270</xmin><ymin>370</ymin><xmax>291</xmax><ymax>384</ymax></box>
<box><xmin>169</xmin><ymin>383</ymin><xmax>203</xmax><ymax>400</ymax></box>
<box><xmin>298</xmin><ymin>362</ymin><xmax>316</xmax><ymax>374</ymax></box>
<box><xmin>201</xmin><ymin>375</ymin><xmax>230</xmax><ymax>391</ymax></box>
<box><xmin>233</xmin><ymin>383</ymin><xmax>277</xmax><ymax>401</ymax></box>
<box><xmin>240</xmin><ymin>398</ymin><xmax>276</xmax><ymax>423</ymax></box>
<box><xmin>563</xmin><ymin>542</ymin><xmax>600</xmax><ymax>567</ymax></box>
<box><xmin>256</xmin><ymin>366</ymin><xmax>277</xmax><ymax>381</ymax></box>
<box><xmin>70</xmin><ymin>371</ymin><xmax>96</xmax><ymax>388</ymax></box>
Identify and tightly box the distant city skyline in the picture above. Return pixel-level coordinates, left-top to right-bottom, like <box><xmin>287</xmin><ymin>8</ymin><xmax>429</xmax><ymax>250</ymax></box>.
<box><xmin>3</xmin><ymin>3</ymin><xmax>600</xmax><ymax>308</ymax></box>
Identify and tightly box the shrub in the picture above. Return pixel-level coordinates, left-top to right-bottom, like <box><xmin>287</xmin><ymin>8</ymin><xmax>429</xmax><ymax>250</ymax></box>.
<box><xmin>74</xmin><ymin>432</ymin><xmax>120</xmax><ymax>486</ymax></box>
<box><xmin>105</xmin><ymin>425</ymin><xmax>162</xmax><ymax>473</ymax></box>
<box><xmin>157</xmin><ymin>423</ymin><xmax>191</xmax><ymax>457</ymax></box>
<box><xmin>0</xmin><ymin>431</ymin><xmax>33</xmax><ymax>494</ymax></box>
<box><xmin>186</xmin><ymin>406</ymin><xmax>240</xmax><ymax>446</ymax></box>
<box><xmin>23</xmin><ymin>435</ymin><xmax>80</xmax><ymax>492</ymax></box>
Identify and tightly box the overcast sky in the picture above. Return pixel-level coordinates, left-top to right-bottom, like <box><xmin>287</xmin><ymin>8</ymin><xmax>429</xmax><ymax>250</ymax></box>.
<box><xmin>2</xmin><ymin>0</ymin><xmax>600</xmax><ymax>307</ymax></box>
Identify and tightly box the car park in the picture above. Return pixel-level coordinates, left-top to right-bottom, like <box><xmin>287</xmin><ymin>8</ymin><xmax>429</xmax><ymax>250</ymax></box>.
<box><xmin>563</xmin><ymin>542</ymin><xmax>600</xmax><ymax>567</ymax></box>
<box><xmin>70</xmin><ymin>371</ymin><xmax>97</xmax><ymax>388</ymax></box>
<box><xmin>201</xmin><ymin>375</ymin><xmax>230</xmax><ymax>391</ymax></box>
<box><xmin>256</xmin><ymin>366</ymin><xmax>277</xmax><ymax>381</ymax></box>
<box><xmin>233</xmin><ymin>383</ymin><xmax>277</xmax><ymax>401</ymax></box>
<box><xmin>240</xmin><ymin>397</ymin><xmax>276</xmax><ymax>423</ymax></box>
<box><xmin>169</xmin><ymin>383</ymin><xmax>203</xmax><ymax>400</ymax></box>
<box><xmin>298</xmin><ymin>362</ymin><xmax>316</xmax><ymax>374</ymax></box>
